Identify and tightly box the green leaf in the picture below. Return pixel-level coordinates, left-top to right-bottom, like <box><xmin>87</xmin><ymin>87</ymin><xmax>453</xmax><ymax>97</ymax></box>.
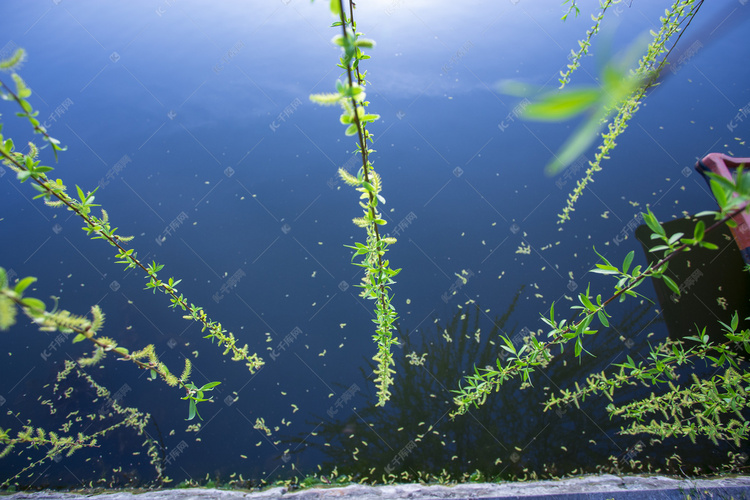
<box><xmin>622</xmin><ymin>251</ymin><xmax>634</xmax><ymax>275</ymax></box>
<box><xmin>643</xmin><ymin>209</ymin><xmax>665</xmax><ymax>237</ymax></box>
<box><xmin>594</xmin><ymin>264</ymin><xmax>619</xmax><ymax>273</ymax></box>
<box><xmin>649</xmin><ymin>245</ymin><xmax>670</xmax><ymax>253</ymax></box>
<box><xmin>667</xmin><ymin>232</ymin><xmax>684</xmax><ymax>246</ymax></box>
<box><xmin>18</xmin><ymin>98</ymin><xmax>32</xmax><ymax>113</ymax></box>
<box><xmin>550</xmin><ymin>301</ymin><xmax>555</xmax><ymax>323</ymax></box>
<box><xmin>590</xmin><ymin>268</ymin><xmax>619</xmax><ymax>275</ymax></box>
<box><xmin>200</xmin><ymin>381</ymin><xmax>221</xmax><ymax>391</ymax></box>
<box><xmin>187</xmin><ymin>399</ymin><xmax>196</xmax><ymax>421</ymax></box>
<box><xmin>501</xmin><ymin>335</ymin><xmax>517</xmax><ymax>354</ymax></box>
<box><xmin>329</xmin><ymin>0</ymin><xmax>341</xmax><ymax>17</ymax></box>
<box><xmin>72</xmin><ymin>333</ymin><xmax>87</xmax><ymax>343</ymax></box>
<box><xmin>579</xmin><ymin>293</ymin><xmax>596</xmax><ymax>312</ymax></box>
<box><xmin>709</xmin><ymin>178</ymin><xmax>729</xmax><ymax>208</ymax></box>
<box><xmin>693</xmin><ymin>220</ymin><xmax>705</xmax><ymax>242</ymax></box>
<box><xmin>662</xmin><ymin>275</ymin><xmax>680</xmax><ymax>295</ymax></box>
<box><xmin>14</xmin><ymin>276</ymin><xmax>36</xmax><ymax>295</ymax></box>
<box><xmin>522</xmin><ymin>88</ymin><xmax>600</xmax><ymax>122</ymax></box>
<box><xmin>597</xmin><ymin>310</ymin><xmax>609</xmax><ymax>327</ymax></box>
<box><xmin>544</xmin><ymin>111</ymin><xmax>602</xmax><ymax>174</ymax></box>
<box><xmin>20</xmin><ymin>297</ymin><xmax>45</xmax><ymax>311</ymax></box>
<box><xmin>694</xmin><ymin>210</ymin><xmax>718</xmax><ymax>218</ymax></box>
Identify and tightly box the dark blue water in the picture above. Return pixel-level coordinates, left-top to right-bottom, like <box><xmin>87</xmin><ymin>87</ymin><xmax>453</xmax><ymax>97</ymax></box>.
<box><xmin>1</xmin><ymin>0</ymin><xmax>749</xmax><ymax>489</ymax></box>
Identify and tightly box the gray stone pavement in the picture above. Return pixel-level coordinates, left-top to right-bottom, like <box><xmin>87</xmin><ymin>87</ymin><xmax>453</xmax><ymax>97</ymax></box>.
<box><xmin>3</xmin><ymin>474</ymin><xmax>750</xmax><ymax>500</ymax></box>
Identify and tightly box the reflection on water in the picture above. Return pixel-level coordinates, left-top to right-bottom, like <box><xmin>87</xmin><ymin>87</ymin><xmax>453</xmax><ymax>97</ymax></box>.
<box><xmin>284</xmin><ymin>289</ymin><xmax>737</xmax><ymax>484</ymax></box>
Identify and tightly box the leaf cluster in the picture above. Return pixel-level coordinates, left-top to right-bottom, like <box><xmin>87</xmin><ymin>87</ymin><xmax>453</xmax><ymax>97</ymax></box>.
<box><xmin>0</xmin><ymin>68</ymin><xmax>263</xmax><ymax>381</ymax></box>
<box><xmin>452</xmin><ymin>185</ymin><xmax>750</xmax><ymax>430</ymax></box>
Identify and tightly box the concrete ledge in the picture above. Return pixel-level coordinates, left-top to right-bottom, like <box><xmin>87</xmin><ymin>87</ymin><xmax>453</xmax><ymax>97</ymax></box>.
<box><xmin>3</xmin><ymin>474</ymin><xmax>750</xmax><ymax>500</ymax></box>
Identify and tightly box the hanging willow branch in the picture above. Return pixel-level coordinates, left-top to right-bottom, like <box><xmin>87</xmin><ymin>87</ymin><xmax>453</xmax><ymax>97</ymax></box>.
<box><xmin>310</xmin><ymin>0</ymin><xmax>400</xmax><ymax>406</ymax></box>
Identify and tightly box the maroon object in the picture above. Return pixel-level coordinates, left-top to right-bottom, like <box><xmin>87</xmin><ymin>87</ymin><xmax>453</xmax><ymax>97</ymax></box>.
<box><xmin>696</xmin><ymin>152</ymin><xmax>750</xmax><ymax>264</ymax></box>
